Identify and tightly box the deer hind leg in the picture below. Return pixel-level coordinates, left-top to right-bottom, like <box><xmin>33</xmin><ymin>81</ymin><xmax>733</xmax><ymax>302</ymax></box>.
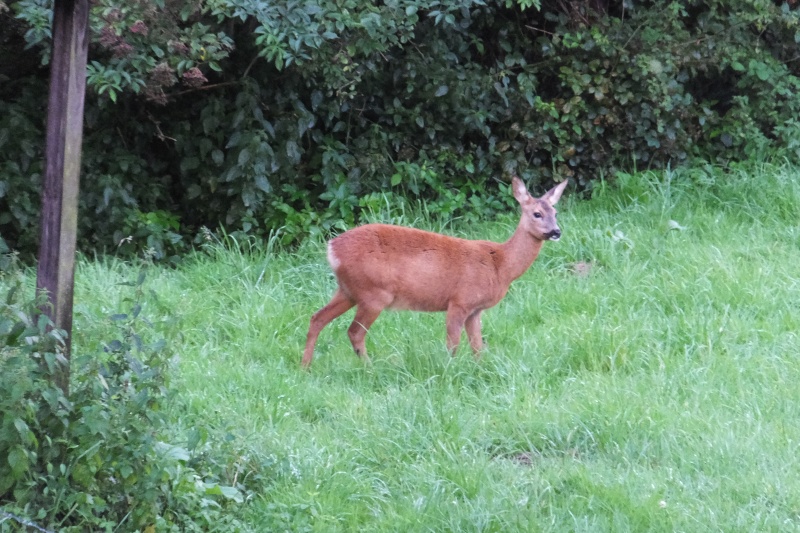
<box><xmin>464</xmin><ymin>310</ymin><xmax>484</xmax><ymax>357</ymax></box>
<box><xmin>302</xmin><ymin>288</ymin><xmax>355</xmax><ymax>368</ymax></box>
<box><xmin>347</xmin><ymin>304</ymin><xmax>384</xmax><ymax>364</ymax></box>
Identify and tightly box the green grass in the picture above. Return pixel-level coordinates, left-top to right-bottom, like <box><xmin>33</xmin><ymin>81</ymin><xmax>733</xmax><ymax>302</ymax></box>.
<box><xmin>20</xmin><ymin>161</ymin><xmax>800</xmax><ymax>531</ymax></box>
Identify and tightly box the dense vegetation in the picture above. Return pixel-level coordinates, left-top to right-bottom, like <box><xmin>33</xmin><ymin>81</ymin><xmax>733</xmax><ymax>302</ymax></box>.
<box><xmin>2</xmin><ymin>0</ymin><xmax>800</xmax><ymax>259</ymax></box>
<box><xmin>1</xmin><ymin>269</ymin><xmax>251</xmax><ymax>531</ymax></box>
<box><xmin>2</xmin><ymin>160</ymin><xmax>800</xmax><ymax>530</ymax></box>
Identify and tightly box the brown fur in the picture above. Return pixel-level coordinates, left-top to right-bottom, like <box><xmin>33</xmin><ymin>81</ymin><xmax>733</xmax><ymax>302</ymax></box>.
<box><xmin>301</xmin><ymin>176</ymin><xmax>568</xmax><ymax>368</ymax></box>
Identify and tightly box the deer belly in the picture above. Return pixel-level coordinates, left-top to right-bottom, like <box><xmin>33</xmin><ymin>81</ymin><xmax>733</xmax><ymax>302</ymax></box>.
<box><xmin>387</xmin><ymin>293</ymin><xmax>448</xmax><ymax>312</ymax></box>
<box><xmin>384</xmin><ymin>267</ymin><xmax>456</xmax><ymax>312</ymax></box>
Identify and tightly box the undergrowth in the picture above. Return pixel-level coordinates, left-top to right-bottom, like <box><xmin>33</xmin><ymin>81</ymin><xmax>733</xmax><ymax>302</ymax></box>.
<box><xmin>0</xmin><ymin>269</ymin><xmax>251</xmax><ymax>532</ymax></box>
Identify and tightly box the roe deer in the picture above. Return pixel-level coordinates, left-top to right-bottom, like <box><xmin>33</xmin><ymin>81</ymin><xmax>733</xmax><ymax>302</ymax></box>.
<box><xmin>301</xmin><ymin>176</ymin><xmax>568</xmax><ymax>368</ymax></box>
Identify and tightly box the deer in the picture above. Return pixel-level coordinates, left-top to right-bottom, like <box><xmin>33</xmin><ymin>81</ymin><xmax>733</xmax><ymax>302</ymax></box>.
<box><xmin>301</xmin><ymin>176</ymin><xmax>568</xmax><ymax>369</ymax></box>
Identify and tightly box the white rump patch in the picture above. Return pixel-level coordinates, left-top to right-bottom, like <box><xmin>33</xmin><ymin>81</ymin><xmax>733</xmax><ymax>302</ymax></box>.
<box><xmin>327</xmin><ymin>242</ymin><xmax>341</xmax><ymax>271</ymax></box>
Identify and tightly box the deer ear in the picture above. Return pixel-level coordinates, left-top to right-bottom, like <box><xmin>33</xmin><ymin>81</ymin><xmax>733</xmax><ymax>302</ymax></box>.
<box><xmin>511</xmin><ymin>177</ymin><xmax>530</xmax><ymax>204</ymax></box>
<box><xmin>543</xmin><ymin>179</ymin><xmax>568</xmax><ymax>206</ymax></box>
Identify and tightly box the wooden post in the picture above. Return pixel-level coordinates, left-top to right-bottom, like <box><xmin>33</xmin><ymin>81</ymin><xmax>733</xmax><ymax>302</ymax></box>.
<box><xmin>36</xmin><ymin>0</ymin><xmax>90</xmax><ymax>395</ymax></box>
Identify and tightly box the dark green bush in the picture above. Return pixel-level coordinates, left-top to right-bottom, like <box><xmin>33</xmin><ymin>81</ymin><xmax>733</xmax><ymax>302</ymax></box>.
<box><xmin>2</xmin><ymin>0</ymin><xmax>800</xmax><ymax>257</ymax></box>
<box><xmin>0</xmin><ymin>272</ymin><xmax>256</xmax><ymax>531</ymax></box>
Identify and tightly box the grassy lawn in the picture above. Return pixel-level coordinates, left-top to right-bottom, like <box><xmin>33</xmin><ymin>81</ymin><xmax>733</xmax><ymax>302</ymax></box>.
<box><xmin>54</xmin><ymin>162</ymin><xmax>800</xmax><ymax>530</ymax></box>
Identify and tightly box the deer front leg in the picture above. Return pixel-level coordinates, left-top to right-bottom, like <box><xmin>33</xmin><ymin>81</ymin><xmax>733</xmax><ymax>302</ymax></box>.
<box><xmin>445</xmin><ymin>305</ymin><xmax>469</xmax><ymax>354</ymax></box>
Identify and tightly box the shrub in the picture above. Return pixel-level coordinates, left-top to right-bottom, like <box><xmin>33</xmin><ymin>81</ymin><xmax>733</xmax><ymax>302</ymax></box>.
<box><xmin>0</xmin><ymin>271</ymin><xmax>250</xmax><ymax>531</ymax></box>
<box><xmin>2</xmin><ymin>0</ymin><xmax>800</xmax><ymax>257</ymax></box>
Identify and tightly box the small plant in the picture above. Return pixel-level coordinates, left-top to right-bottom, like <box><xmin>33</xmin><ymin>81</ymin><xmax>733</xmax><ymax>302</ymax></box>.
<box><xmin>0</xmin><ymin>271</ymin><xmax>249</xmax><ymax>532</ymax></box>
<box><xmin>115</xmin><ymin>209</ymin><xmax>185</xmax><ymax>263</ymax></box>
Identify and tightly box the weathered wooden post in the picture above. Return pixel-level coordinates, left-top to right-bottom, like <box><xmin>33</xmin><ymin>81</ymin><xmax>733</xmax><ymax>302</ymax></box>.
<box><xmin>35</xmin><ymin>0</ymin><xmax>90</xmax><ymax>394</ymax></box>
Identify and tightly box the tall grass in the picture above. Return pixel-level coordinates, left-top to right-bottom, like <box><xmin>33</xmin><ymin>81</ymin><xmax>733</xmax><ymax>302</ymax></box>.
<box><xmin>21</xmin><ymin>161</ymin><xmax>800</xmax><ymax>530</ymax></box>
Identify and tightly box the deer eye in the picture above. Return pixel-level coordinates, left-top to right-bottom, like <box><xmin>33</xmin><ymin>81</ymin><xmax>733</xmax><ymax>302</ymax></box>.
<box><xmin>533</xmin><ymin>212</ymin><xmax>543</xmax><ymax>219</ymax></box>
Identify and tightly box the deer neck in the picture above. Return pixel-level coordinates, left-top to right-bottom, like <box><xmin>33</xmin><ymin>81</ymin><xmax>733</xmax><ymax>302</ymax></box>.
<box><xmin>498</xmin><ymin>222</ymin><xmax>544</xmax><ymax>284</ymax></box>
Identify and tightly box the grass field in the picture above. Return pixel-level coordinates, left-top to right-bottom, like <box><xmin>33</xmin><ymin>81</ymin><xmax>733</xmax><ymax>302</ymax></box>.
<box><xmin>53</xmin><ymin>162</ymin><xmax>800</xmax><ymax>530</ymax></box>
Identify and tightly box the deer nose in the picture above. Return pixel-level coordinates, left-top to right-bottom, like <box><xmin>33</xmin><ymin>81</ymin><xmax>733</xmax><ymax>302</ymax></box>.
<box><xmin>547</xmin><ymin>229</ymin><xmax>561</xmax><ymax>241</ymax></box>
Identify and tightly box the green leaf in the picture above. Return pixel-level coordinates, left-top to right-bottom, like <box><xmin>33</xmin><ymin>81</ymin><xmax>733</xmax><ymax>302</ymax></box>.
<box><xmin>286</xmin><ymin>140</ymin><xmax>301</xmax><ymax>163</ymax></box>
<box><xmin>435</xmin><ymin>85</ymin><xmax>449</xmax><ymax>97</ymax></box>
<box><xmin>187</xmin><ymin>426</ymin><xmax>206</xmax><ymax>452</ymax></box>
<box><xmin>8</xmin><ymin>446</ymin><xmax>28</xmax><ymax>478</ymax></box>
<box><xmin>218</xmin><ymin>485</ymin><xmax>243</xmax><ymax>502</ymax></box>
<box><xmin>13</xmin><ymin>418</ymin><xmax>29</xmax><ymax>437</ymax></box>
<box><xmin>238</xmin><ymin>148</ymin><xmax>251</xmax><ymax>166</ymax></box>
<box><xmin>156</xmin><ymin>442</ymin><xmax>190</xmax><ymax>462</ymax></box>
<box><xmin>106</xmin><ymin>339</ymin><xmax>124</xmax><ymax>351</ymax></box>
<box><xmin>311</xmin><ymin>90</ymin><xmax>323</xmax><ymax>111</ymax></box>
<box><xmin>255</xmin><ymin>175</ymin><xmax>271</xmax><ymax>193</ymax></box>
<box><xmin>204</xmin><ymin>483</ymin><xmax>244</xmax><ymax>503</ymax></box>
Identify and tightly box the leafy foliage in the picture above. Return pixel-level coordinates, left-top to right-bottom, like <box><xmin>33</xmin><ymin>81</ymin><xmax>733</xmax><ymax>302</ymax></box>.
<box><xmin>2</xmin><ymin>0</ymin><xmax>800</xmax><ymax>257</ymax></box>
<box><xmin>0</xmin><ymin>271</ymin><xmax>255</xmax><ymax>531</ymax></box>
